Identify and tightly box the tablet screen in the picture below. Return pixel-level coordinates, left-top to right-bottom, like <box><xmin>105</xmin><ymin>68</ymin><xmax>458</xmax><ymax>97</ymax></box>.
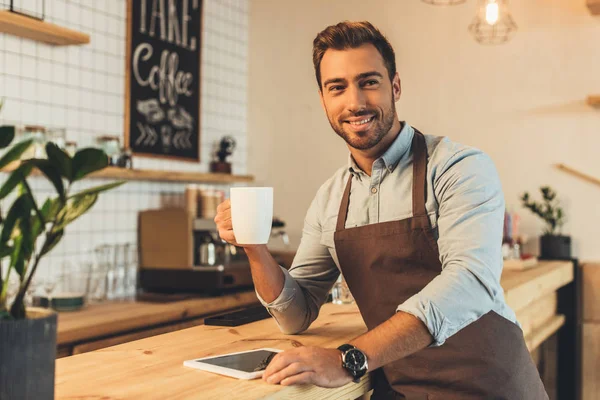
<box><xmin>196</xmin><ymin>350</ymin><xmax>278</xmax><ymax>373</ymax></box>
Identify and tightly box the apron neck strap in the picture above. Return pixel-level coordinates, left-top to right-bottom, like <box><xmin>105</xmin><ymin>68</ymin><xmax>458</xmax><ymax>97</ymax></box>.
<box><xmin>335</xmin><ymin>127</ymin><xmax>429</xmax><ymax>231</ymax></box>
<box><xmin>411</xmin><ymin>129</ymin><xmax>428</xmax><ymax>218</ymax></box>
<box><xmin>336</xmin><ymin>174</ymin><xmax>353</xmax><ymax>232</ymax></box>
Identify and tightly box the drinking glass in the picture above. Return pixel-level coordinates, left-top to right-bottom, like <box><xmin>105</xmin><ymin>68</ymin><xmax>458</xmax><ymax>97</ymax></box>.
<box><xmin>331</xmin><ymin>275</ymin><xmax>354</xmax><ymax>305</ymax></box>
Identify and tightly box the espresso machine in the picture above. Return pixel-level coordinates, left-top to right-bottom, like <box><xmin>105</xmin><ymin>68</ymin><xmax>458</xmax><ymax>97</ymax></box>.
<box><xmin>138</xmin><ymin>208</ymin><xmax>256</xmax><ymax>295</ymax></box>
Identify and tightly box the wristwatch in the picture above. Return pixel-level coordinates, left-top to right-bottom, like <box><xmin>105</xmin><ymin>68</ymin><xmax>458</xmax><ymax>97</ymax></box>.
<box><xmin>337</xmin><ymin>344</ymin><xmax>368</xmax><ymax>383</ymax></box>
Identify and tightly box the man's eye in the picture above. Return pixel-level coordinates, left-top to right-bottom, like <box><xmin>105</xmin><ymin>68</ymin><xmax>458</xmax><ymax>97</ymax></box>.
<box><xmin>364</xmin><ymin>80</ymin><xmax>379</xmax><ymax>86</ymax></box>
<box><xmin>329</xmin><ymin>86</ymin><xmax>344</xmax><ymax>92</ymax></box>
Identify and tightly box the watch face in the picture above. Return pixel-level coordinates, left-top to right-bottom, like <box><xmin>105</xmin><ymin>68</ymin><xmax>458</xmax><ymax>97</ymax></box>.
<box><xmin>345</xmin><ymin>349</ymin><xmax>366</xmax><ymax>371</ymax></box>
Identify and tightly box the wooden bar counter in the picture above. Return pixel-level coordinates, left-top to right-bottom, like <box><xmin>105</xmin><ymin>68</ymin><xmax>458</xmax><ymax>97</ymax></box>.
<box><xmin>55</xmin><ymin>290</ymin><xmax>261</xmax><ymax>357</ymax></box>
<box><xmin>55</xmin><ymin>260</ymin><xmax>573</xmax><ymax>399</ymax></box>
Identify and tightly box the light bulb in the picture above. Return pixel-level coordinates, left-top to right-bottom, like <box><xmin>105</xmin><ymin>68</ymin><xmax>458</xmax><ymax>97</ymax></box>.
<box><xmin>485</xmin><ymin>0</ymin><xmax>499</xmax><ymax>25</ymax></box>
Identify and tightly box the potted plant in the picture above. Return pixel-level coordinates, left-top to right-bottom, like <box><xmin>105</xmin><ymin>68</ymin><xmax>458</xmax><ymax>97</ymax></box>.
<box><xmin>520</xmin><ymin>186</ymin><xmax>571</xmax><ymax>260</ymax></box>
<box><xmin>209</xmin><ymin>136</ymin><xmax>236</xmax><ymax>174</ymax></box>
<box><xmin>0</xmin><ymin>107</ymin><xmax>125</xmax><ymax>398</ymax></box>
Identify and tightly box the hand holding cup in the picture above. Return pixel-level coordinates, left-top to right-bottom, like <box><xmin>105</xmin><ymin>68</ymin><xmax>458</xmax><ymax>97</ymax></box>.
<box><xmin>214</xmin><ymin>187</ymin><xmax>273</xmax><ymax>247</ymax></box>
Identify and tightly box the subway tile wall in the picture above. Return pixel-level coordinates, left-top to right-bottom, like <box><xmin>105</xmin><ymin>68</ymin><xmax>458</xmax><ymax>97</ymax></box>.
<box><xmin>0</xmin><ymin>0</ymin><xmax>249</xmax><ymax>285</ymax></box>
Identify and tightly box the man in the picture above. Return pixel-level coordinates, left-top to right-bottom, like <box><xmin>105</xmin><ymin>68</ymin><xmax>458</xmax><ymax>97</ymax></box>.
<box><xmin>215</xmin><ymin>21</ymin><xmax>547</xmax><ymax>399</ymax></box>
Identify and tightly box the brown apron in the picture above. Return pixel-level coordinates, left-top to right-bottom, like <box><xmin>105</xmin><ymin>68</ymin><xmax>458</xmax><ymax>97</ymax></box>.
<box><xmin>333</xmin><ymin>130</ymin><xmax>548</xmax><ymax>400</ymax></box>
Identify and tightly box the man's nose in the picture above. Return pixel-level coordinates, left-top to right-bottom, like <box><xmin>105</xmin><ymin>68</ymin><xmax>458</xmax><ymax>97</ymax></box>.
<box><xmin>346</xmin><ymin>85</ymin><xmax>367</xmax><ymax>113</ymax></box>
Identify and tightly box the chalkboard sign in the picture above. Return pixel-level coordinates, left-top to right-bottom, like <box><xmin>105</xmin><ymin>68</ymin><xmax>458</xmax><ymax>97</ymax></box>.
<box><xmin>124</xmin><ymin>0</ymin><xmax>202</xmax><ymax>161</ymax></box>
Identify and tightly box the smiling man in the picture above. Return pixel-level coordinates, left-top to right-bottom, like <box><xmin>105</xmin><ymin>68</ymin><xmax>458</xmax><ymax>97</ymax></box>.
<box><xmin>215</xmin><ymin>21</ymin><xmax>548</xmax><ymax>399</ymax></box>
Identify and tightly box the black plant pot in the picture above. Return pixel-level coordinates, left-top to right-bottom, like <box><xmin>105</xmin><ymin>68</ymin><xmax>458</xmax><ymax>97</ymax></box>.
<box><xmin>0</xmin><ymin>308</ymin><xmax>57</xmax><ymax>400</ymax></box>
<box><xmin>539</xmin><ymin>234</ymin><xmax>572</xmax><ymax>260</ymax></box>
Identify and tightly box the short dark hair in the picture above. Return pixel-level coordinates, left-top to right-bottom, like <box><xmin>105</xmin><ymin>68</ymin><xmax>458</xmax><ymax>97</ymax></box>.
<box><xmin>312</xmin><ymin>21</ymin><xmax>396</xmax><ymax>91</ymax></box>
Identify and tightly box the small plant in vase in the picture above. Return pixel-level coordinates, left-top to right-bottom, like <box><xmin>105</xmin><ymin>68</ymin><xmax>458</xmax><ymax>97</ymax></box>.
<box><xmin>520</xmin><ymin>186</ymin><xmax>571</xmax><ymax>260</ymax></box>
<box><xmin>0</xmin><ymin>111</ymin><xmax>125</xmax><ymax>398</ymax></box>
<box><xmin>209</xmin><ymin>136</ymin><xmax>236</xmax><ymax>174</ymax></box>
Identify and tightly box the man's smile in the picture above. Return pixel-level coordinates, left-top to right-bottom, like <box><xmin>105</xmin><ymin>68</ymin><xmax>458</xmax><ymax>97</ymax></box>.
<box><xmin>344</xmin><ymin>115</ymin><xmax>375</xmax><ymax>132</ymax></box>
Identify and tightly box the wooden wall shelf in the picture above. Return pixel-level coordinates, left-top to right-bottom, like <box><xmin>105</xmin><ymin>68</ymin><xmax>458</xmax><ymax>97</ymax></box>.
<box><xmin>0</xmin><ymin>10</ymin><xmax>90</xmax><ymax>45</ymax></box>
<box><xmin>1</xmin><ymin>162</ymin><xmax>254</xmax><ymax>184</ymax></box>
<box><xmin>587</xmin><ymin>95</ymin><xmax>600</xmax><ymax>107</ymax></box>
<box><xmin>555</xmin><ymin>163</ymin><xmax>600</xmax><ymax>188</ymax></box>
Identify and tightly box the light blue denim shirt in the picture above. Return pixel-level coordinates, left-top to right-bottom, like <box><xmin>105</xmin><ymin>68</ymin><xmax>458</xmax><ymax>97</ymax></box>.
<box><xmin>257</xmin><ymin>122</ymin><xmax>519</xmax><ymax>346</ymax></box>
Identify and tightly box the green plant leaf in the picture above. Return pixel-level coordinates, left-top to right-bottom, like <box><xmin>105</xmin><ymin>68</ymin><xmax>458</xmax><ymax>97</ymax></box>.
<box><xmin>13</xmin><ymin>250</ymin><xmax>25</xmax><ymax>279</ymax></box>
<box><xmin>55</xmin><ymin>193</ymin><xmax>98</xmax><ymax>231</ymax></box>
<box><xmin>0</xmin><ymin>139</ymin><xmax>33</xmax><ymax>171</ymax></box>
<box><xmin>0</xmin><ymin>163</ymin><xmax>33</xmax><ymax>200</ymax></box>
<box><xmin>0</xmin><ymin>126</ymin><xmax>15</xmax><ymax>149</ymax></box>
<box><xmin>0</xmin><ymin>244</ymin><xmax>13</xmax><ymax>258</ymax></box>
<box><xmin>41</xmin><ymin>229</ymin><xmax>63</xmax><ymax>256</ymax></box>
<box><xmin>31</xmin><ymin>214</ymin><xmax>43</xmax><ymax>239</ymax></box>
<box><xmin>1</xmin><ymin>194</ymin><xmax>31</xmax><ymax>244</ymax></box>
<box><xmin>9</xmin><ymin>235</ymin><xmax>23</xmax><ymax>273</ymax></box>
<box><xmin>46</xmin><ymin>142</ymin><xmax>73</xmax><ymax>181</ymax></box>
<box><xmin>41</xmin><ymin>197</ymin><xmax>62</xmax><ymax>222</ymax></box>
<box><xmin>23</xmin><ymin>159</ymin><xmax>66</xmax><ymax>201</ymax></box>
<box><xmin>69</xmin><ymin>181</ymin><xmax>126</xmax><ymax>198</ymax></box>
<box><xmin>19</xmin><ymin>207</ymin><xmax>34</xmax><ymax>262</ymax></box>
<box><xmin>72</xmin><ymin>148</ymin><xmax>108</xmax><ymax>181</ymax></box>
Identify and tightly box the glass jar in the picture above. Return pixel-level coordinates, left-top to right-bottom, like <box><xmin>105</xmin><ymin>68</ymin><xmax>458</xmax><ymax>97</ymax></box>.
<box><xmin>331</xmin><ymin>275</ymin><xmax>354</xmax><ymax>305</ymax></box>
<box><xmin>95</xmin><ymin>136</ymin><xmax>120</xmax><ymax>165</ymax></box>
<box><xmin>17</xmin><ymin>125</ymin><xmax>47</xmax><ymax>159</ymax></box>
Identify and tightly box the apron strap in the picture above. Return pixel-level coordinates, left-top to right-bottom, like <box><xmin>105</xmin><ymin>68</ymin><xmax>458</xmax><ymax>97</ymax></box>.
<box><xmin>411</xmin><ymin>129</ymin><xmax>428</xmax><ymax>218</ymax></box>
<box><xmin>336</xmin><ymin>174</ymin><xmax>353</xmax><ymax>232</ymax></box>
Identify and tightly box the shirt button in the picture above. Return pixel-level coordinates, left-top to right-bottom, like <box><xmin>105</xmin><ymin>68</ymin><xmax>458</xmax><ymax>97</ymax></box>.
<box><xmin>371</xmin><ymin>187</ymin><xmax>378</xmax><ymax>194</ymax></box>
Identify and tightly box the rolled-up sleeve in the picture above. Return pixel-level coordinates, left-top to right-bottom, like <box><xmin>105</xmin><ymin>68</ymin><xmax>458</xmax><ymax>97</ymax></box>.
<box><xmin>256</xmin><ymin>192</ymin><xmax>339</xmax><ymax>334</ymax></box>
<box><xmin>396</xmin><ymin>149</ymin><xmax>505</xmax><ymax>346</ymax></box>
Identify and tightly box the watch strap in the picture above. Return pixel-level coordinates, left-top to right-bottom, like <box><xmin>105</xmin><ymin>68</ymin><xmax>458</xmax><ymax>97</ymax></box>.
<box><xmin>337</xmin><ymin>344</ymin><xmax>355</xmax><ymax>352</ymax></box>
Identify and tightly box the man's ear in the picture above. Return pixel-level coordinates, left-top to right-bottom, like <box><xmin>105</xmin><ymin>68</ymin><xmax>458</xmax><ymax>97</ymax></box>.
<box><xmin>392</xmin><ymin>73</ymin><xmax>401</xmax><ymax>102</ymax></box>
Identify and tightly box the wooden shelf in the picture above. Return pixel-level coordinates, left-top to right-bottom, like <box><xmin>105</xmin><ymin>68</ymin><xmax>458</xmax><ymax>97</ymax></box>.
<box><xmin>0</xmin><ymin>10</ymin><xmax>89</xmax><ymax>45</ymax></box>
<box><xmin>587</xmin><ymin>95</ymin><xmax>600</xmax><ymax>108</ymax></box>
<box><xmin>1</xmin><ymin>162</ymin><xmax>254</xmax><ymax>184</ymax></box>
<box><xmin>555</xmin><ymin>163</ymin><xmax>600</xmax><ymax>188</ymax></box>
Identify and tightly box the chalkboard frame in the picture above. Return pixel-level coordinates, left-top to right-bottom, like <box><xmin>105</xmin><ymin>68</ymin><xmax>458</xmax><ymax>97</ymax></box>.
<box><xmin>123</xmin><ymin>0</ymin><xmax>203</xmax><ymax>162</ymax></box>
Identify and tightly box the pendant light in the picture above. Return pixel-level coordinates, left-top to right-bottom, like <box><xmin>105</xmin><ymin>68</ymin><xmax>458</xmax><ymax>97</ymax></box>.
<box><xmin>421</xmin><ymin>0</ymin><xmax>466</xmax><ymax>5</ymax></box>
<box><xmin>468</xmin><ymin>0</ymin><xmax>517</xmax><ymax>44</ymax></box>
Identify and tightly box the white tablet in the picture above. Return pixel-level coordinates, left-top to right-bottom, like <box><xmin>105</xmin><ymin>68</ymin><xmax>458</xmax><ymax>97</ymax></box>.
<box><xmin>183</xmin><ymin>348</ymin><xmax>282</xmax><ymax>380</ymax></box>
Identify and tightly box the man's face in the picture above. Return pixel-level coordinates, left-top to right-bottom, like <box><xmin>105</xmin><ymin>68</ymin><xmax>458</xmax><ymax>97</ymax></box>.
<box><xmin>319</xmin><ymin>44</ymin><xmax>401</xmax><ymax>151</ymax></box>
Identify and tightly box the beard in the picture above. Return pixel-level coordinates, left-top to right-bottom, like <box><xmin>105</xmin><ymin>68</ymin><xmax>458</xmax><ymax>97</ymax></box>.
<box><xmin>326</xmin><ymin>99</ymin><xmax>396</xmax><ymax>151</ymax></box>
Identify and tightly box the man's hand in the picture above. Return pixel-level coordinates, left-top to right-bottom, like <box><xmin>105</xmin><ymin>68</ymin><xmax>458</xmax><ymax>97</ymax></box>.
<box><xmin>214</xmin><ymin>199</ymin><xmax>240</xmax><ymax>246</ymax></box>
<box><xmin>214</xmin><ymin>199</ymin><xmax>263</xmax><ymax>249</ymax></box>
<box><xmin>262</xmin><ymin>346</ymin><xmax>353</xmax><ymax>387</ymax></box>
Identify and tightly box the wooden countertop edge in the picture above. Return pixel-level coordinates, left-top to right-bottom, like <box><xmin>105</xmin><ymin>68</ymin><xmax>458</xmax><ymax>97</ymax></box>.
<box><xmin>57</xmin><ymin>290</ymin><xmax>260</xmax><ymax>345</ymax></box>
<box><xmin>525</xmin><ymin>314</ymin><xmax>565</xmax><ymax>353</ymax></box>
<box><xmin>504</xmin><ymin>261</ymin><xmax>573</xmax><ymax>313</ymax></box>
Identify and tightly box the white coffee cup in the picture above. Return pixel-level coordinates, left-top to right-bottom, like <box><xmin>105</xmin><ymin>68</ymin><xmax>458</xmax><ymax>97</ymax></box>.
<box><xmin>230</xmin><ymin>187</ymin><xmax>273</xmax><ymax>245</ymax></box>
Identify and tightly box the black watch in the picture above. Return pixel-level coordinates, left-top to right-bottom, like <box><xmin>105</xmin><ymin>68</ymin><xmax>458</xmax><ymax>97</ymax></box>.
<box><xmin>337</xmin><ymin>344</ymin><xmax>368</xmax><ymax>383</ymax></box>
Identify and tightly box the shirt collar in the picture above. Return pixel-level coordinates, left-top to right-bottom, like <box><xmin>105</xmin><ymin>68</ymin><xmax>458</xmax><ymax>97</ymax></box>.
<box><xmin>347</xmin><ymin>122</ymin><xmax>414</xmax><ymax>178</ymax></box>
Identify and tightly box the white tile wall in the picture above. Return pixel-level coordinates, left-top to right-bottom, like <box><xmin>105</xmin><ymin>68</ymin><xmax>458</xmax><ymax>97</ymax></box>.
<box><xmin>0</xmin><ymin>0</ymin><xmax>249</xmax><ymax>280</ymax></box>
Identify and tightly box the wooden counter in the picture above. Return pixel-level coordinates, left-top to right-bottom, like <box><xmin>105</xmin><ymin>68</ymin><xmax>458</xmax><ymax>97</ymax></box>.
<box><xmin>55</xmin><ymin>261</ymin><xmax>573</xmax><ymax>399</ymax></box>
<box><xmin>56</xmin><ymin>290</ymin><xmax>260</xmax><ymax>356</ymax></box>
